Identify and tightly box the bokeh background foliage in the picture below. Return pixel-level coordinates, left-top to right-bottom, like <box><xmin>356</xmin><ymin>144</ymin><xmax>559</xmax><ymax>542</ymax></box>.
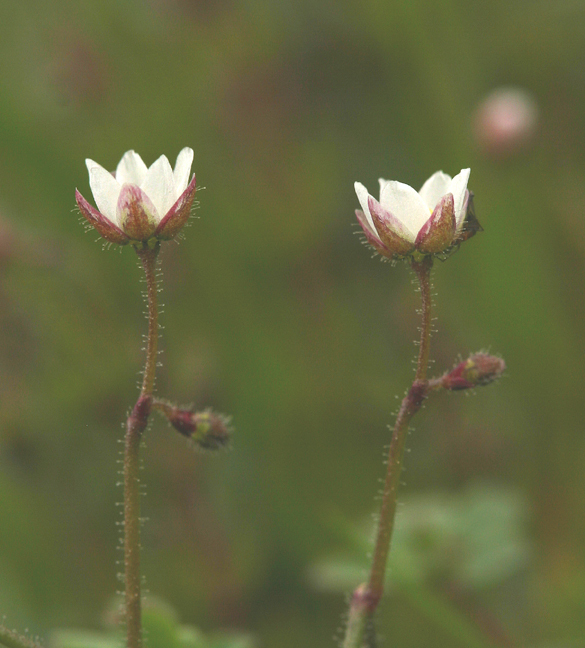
<box><xmin>0</xmin><ymin>1</ymin><xmax>584</xmax><ymax>646</ymax></box>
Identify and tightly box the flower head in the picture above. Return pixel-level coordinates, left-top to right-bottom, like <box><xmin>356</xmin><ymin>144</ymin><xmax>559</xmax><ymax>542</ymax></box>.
<box><xmin>354</xmin><ymin>169</ymin><xmax>477</xmax><ymax>259</ymax></box>
<box><xmin>76</xmin><ymin>148</ymin><xmax>196</xmax><ymax>245</ymax></box>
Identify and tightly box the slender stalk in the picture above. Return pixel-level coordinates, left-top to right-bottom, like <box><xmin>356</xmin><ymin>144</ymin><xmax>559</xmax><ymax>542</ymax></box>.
<box><xmin>412</xmin><ymin>256</ymin><xmax>433</xmax><ymax>382</ymax></box>
<box><xmin>137</xmin><ymin>243</ymin><xmax>161</xmax><ymax>398</ymax></box>
<box><xmin>123</xmin><ymin>242</ymin><xmax>161</xmax><ymax>648</ymax></box>
<box><xmin>344</xmin><ymin>585</ymin><xmax>377</xmax><ymax>648</ymax></box>
<box><xmin>343</xmin><ymin>255</ymin><xmax>433</xmax><ymax>648</ymax></box>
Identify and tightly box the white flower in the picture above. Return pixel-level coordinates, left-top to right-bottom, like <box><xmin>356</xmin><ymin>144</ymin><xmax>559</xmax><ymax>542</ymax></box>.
<box><xmin>76</xmin><ymin>148</ymin><xmax>196</xmax><ymax>244</ymax></box>
<box><xmin>354</xmin><ymin>169</ymin><xmax>471</xmax><ymax>257</ymax></box>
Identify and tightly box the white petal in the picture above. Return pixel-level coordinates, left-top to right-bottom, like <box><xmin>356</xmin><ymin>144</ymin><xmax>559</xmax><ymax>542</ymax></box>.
<box><xmin>86</xmin><ymin>159</ymin><xmax>121</xmax><ymax>223</ymax></box>
<box><xmin>354</xmin><ymin>182</ymin><xmax>379</xmax><ymax>238</ymax></box>
<box><xmin>115</xmin><ymin>150</ymin><xmax>148</xmax><ymax>186</ymax></box>
<box><xmin>418</xmin><ymin>171</ymin><xmax>452</xmax><ymax>211</ymax></box>
<box><xmin>141</xmin><ymin>155</ymin><xmax>175</xmax><ymax>220</ymax></box>
<box><xmin>379</xmin><ymin>180</ymin><xmax>431</xmax><ymax>237</ymax></box>
<box><xmin>172</xmin><ymin>147</ymin><xmax>194</xmax><ymax>198</ymax></box>
<box><xmin>378</xmin><ymin>178</ymin><xmax>390</xmax><ymax>197</ymax></box>
<box><xmin>449</xmin><ymin>168</ymin><xmax>471</xmax><ymax>229</ymax></box>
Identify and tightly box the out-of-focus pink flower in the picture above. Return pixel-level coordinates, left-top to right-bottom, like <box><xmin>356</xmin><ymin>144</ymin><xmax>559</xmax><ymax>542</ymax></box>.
<box><xmin>473</xmin><ymin>87</ymin><xmax>538</xmax><ymax>158</ymax></box>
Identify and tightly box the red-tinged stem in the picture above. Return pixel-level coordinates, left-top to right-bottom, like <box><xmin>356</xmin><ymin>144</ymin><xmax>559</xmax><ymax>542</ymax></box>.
<box><xmin>412</xmin><ymin>256</ymin><xmax>433</xmax><ymax>383</ymax></box>
<box><xmin>343</xmin><ymin>255</ymin><xmax>433</xmax><ymax>648</ymax></box>
<box><xmin>137</xmin><ymin>244</ymin><xmax>161</xmax><ymax>399</ymax></box>
<box><xmin>124</xmin><ymin>242</ymin><xmax>161</xmax><ymax>648</ymax></box>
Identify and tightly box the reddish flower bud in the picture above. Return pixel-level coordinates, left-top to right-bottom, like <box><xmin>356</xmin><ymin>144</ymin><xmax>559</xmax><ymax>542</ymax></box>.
<box><xmin>154</xmin><ymin>401</ymin><xmax>232</xmax><ymax>452</ymax></box>
<box><xmin>442</xmin><ymin>353</ymin><xmax>505</xmax><ymax>391</ymax></box>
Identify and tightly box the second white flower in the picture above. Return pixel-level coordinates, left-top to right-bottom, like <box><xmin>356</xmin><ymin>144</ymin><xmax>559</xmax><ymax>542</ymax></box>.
<box><xmin>354</xmin><ymin>169</ymin><xmax>471</xmax><ymax>257</ymax></box>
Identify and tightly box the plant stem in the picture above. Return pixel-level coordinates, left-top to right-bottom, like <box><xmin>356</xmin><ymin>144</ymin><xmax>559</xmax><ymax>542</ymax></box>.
<box><xmin>412</xmin><ymin>256</ymin><xmax>433</xmax><ymax>383</ymax></box>
<box><xmin>137</xmin><ymin>243</ymin><xmax>161</xmax><ymax>398</ymax></box>
<box><xmin>343</xmin><ymin>255</ymin><xmax>433</xmax><ymax>648</ymax></box>
<box><xmin>123</xmin><ymin>242</ymin><xmax>161</xmax><ymax>648</ymax></box>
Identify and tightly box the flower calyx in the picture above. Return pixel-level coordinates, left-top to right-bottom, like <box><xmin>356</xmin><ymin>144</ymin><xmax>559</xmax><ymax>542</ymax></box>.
<box><xmin>76</xmin><ymin>148</ymin><xmax>196</xmax><ymax>246</ymax></box>
<box><xmin>354</xmin><ymin>169</ymin><xmax>481</xmax><ymax>261</ymax></box>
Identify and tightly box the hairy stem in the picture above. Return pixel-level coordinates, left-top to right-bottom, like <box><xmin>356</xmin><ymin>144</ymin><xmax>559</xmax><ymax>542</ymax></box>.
<box><xmin>123</xmin><ymin>242</ymin><xmax>161</xmax><ymax>648</ymax></box>
<box><xmin>137</xmin><ymin>244</ymin><xmax>161</xmax><ymax>398</ymax></box>
<box><xmin>412</xmin><ymin>256</ymin><xmax>433</xmax><ymax>382</ymax></box>
<box><xmin>343</xmin><ymin>255</ymin><xmax>433</xmax><ymax>648</ymax></box>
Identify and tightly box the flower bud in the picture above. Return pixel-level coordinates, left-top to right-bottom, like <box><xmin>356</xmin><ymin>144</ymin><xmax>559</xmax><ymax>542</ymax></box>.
<box><xmin>157</xmin><ymin>403</ymin><xmax>232</xmax><ymax>451</ymax></box>
<box><xmin>442</xmin><ymin>353</ymin><xmax>505</xmax><ymax>391</ymax></box>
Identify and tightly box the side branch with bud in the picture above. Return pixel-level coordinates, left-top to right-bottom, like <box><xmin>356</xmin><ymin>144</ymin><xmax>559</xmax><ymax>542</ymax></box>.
<box><xmin>151</xmin><ymin>399</ymin><xmax>232</xmax><ymax>451</ymax></box>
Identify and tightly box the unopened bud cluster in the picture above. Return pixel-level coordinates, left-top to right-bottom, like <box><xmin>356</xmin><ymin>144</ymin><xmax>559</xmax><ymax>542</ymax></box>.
<box><xmin>442</xmin><ymin>353</ymin><xmax>505</xmax><ymax>391</ymax></box>
<box><xmin>154</xmin><ymin>401</ymin><xmax>232</xmax><ymax>451</ymax></box>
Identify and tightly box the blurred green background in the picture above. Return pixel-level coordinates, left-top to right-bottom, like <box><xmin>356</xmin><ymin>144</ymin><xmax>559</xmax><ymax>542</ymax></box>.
<box><xmin>0</xmin><ymin>1</ymin><xmax>584</xmax><ymax>647</ymax></box>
